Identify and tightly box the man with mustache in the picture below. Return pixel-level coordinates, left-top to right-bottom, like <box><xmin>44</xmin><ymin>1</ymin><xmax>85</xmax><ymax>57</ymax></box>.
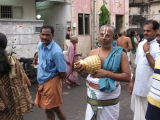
<box><xmin>34</xmin><ymin>25</ymin><xmax>66</xmax><ymax>120</ymax></box>
<box><xmin>156</xmin><ymin>29</ymin><xmax>160</xmax><ymax>44</ymax></box>
<box><xmin>129</xmin><ymin>20</ymin><xmax>160</xmax><ymax>120</ymax></box>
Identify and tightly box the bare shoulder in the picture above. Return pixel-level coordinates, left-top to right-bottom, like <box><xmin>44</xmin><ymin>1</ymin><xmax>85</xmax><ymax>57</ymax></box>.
<box><xmin>117</xmin><ymin>38</ymin><xmax>121</xmax><ymax>41</ymax></box>
<box><xmin>121</xmin><ymin>51</ymin><xmax>128</xmax><ymax>61</ymax></box>
<box><xmin>88</xmin><ymin>48</ymin><xmax>100</xmax><ymax>56</ymax></box>
<box><xmin>126</xmin><ymin>37</ymin><xmax>131</xmax><ymax>41</ymax></box>
<box><xmin>122</xmin><ymin>51</ymin><xmax>127</xmax><ymax>57</ymax></box>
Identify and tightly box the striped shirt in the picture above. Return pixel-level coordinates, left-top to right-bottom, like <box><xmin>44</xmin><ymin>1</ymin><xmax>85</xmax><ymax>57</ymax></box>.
<box><xmin>147</xmin><ymin>56</ymin><xmax>160</xmax><ymax>108</ymax></box>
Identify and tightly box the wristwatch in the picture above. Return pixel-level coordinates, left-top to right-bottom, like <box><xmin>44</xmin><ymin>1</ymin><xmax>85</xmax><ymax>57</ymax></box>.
<box><xmin>145</xmin><ymin>51</ymin><xmax>150</xmax><ymax>55</ymax></box>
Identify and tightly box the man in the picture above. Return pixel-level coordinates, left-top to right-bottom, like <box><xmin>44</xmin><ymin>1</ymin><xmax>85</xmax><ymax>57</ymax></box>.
<box><xmin>130</xmin><ymin>30</ymin><xmax>139</xmax><ymax>73</ymax></box>
<box><xmin>75</xmin><ymin>24</ymin><xmax>131</xmax><ymax>120</ymax></box>
<box><xmin>0</xmin><ymin>33</ymin><xmax>33</xmax><ymax>120</ymax></box>
<box><xmin>116</xmin><ymin>30</ymin><xmax>132</xmax><ymax>62</ymax></box>
<box><xmin>145</xmin><ymin>56</ymin><xmax>160</xmax><ymax>120</ymax></box>
<box><xmin>128</xmin><ymin>20</ymin><xmax>160</xmax><ymax>120</ymax></box>
<box><xmin>34</xmin><ymin>25</ymin><xmax>66</xmax><ymax>120</ymax></box>
<box><xmin>145</xmin><ymin>29</ymin><xmax>160</xmax><ymax>120</ymax></box>
<box><xmin>156</xmin><ymin>29</ymin><xmax>160</xmax><ymax>44</ymax></box>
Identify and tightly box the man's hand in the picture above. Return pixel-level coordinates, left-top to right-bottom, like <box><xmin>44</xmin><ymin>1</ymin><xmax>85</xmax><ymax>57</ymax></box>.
<box><xmin>91</xmin><ymin>69</ymin><xmax>108</xmax><ymax>78</ymax></box>
<box><xmin>143</xmin><ymin>42</ymin><xmax>155</xmax><ymax>69</ymax></box>
<box><xmin>74</xmin><ymin>62</ymin><xmax>85</xmax><ymax>73</ymax></box>
<box><xmin>143</xmin><ymin>42</ymin><xmax>150</xmax><ymax>53</ymax></box>
<box><xmin>74</xmin><ymin>62</ymin><xmax>88</xmax><ymax>77</ymax></box>
<box><xmin>128</xmin><ymin>82</ymin><xmax>134</xmax><ymax>95</ymax></box>
<box><xmin>128</xmin><ymin>74</ymin><xmax>135</xmax><ymax>95</ymax></box>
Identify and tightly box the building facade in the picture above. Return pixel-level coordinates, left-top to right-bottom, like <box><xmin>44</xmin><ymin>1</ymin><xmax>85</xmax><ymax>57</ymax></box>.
<box><xmin>149</xmin><ymin>0</ymin><xmax>160</xmax><ymax>22</ymax></box>
<box><xmin>36</xmin><ymin>0</ymin><xmax>71</xmax><ymax>49</ymax></box>
<box><xmin>0</xmin><ymin>0</ymin><xmax>43</xmax><ymax>58</ymax></box>
<box><xmin>71</xmin><ymin>0</ymin><xmax>92</xmax><ymax>56</ymax></box>
<box><xmin>129</xmin><ymin>0</ymin><xmax>160</xmax><ymax>33</ymax></box>
<box><xmin>93</xmin><ymin>0</ymin><xmax>129</xmax><ymax>47</ymax></box>
<box><xmin>36</xmin><ymin>0</ymin><xmax>92</xmax><ymax>56</ymax></box>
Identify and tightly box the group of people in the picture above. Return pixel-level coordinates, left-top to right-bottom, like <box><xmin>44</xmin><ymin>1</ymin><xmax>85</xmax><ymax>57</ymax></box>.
<box><xmin>109</xmin><ymin>20</ymin><xmax>160</xmax><ymax>120</ymax></box>
<box><xmin>129</xmin><ymin>20</ymin><xmax>160</xmax><ymax>120</ymax></box>
<box><xmin>1</xmin><ymin>19</ymin><xmax>160</xmax><ymax>120</ymax></box>
<box><xmin>74</xmin><ymin>20</ymin><xmax>160</xmax><ymax>120</ymax></box>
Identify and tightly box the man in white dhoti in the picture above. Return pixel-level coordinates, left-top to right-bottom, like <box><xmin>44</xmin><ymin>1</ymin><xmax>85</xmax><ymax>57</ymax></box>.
<box><xmin>128</xmin><ymin>20</ymin><xmax>160</xmax><ymax>120</ymax></box>
<box><xmin>75</xmin><ymin>24</ymin><xmax>131</xmax><ymax>120</ymax></box>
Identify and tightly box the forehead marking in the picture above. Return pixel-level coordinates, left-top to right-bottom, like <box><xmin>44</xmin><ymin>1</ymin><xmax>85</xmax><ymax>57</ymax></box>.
<box><xmin>101</xmin><ymin>26</ymin><xmax>110</xmax><ymax>33</ymax></box>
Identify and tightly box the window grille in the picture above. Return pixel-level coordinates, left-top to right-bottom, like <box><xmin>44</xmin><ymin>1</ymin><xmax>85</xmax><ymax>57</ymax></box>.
<box><xmin>0</xmin><ymin>5</ymin><xmax>23</xmax><ymax>19</ymax></box>
<box><xmin>0</xmin><ymin>5</ymin><xmax>12</xmax><ymax>18</ymax></box>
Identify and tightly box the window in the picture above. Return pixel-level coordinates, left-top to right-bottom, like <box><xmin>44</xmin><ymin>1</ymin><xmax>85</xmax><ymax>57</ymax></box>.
<box><xmin>35</xmin><ymin>27</ymin><xmax>41</xmax><ymax>33</ymax></box>
<box><xmin>0</xmin><ymin>5</ymin><xmax>23</xmax><ymax>19</ymax></box>
<box><xmin>0</xmin><ymin>6</ymin><xmax>12</xmax><ymax>18</ymax></box>
<box><xmin>78</xmin><ymin>13</ymin><xmax>90</xmax><ymax>35</ymax></box>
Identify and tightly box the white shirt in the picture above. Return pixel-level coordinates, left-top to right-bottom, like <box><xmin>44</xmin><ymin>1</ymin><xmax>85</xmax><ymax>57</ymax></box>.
<box><xmin>133</xmin><ymin>39</ymin><xmax>160</xmax><ymax>97</ymax></box>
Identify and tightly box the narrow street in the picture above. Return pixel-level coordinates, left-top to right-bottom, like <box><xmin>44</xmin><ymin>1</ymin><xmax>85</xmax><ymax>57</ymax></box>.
<box><xmin>24</xmin><ymin>77</ymin><xmax>133</xmax><ymax>120</ymax></box>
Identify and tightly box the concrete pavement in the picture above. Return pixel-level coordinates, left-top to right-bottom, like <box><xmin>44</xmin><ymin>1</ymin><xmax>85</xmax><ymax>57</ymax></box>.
<box><xmin>24</xmin><ymin>77</ymin><xmax>133</xmax><ymax>120</ymax></box>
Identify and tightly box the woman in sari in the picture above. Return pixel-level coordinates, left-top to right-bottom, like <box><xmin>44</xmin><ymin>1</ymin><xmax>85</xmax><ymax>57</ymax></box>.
<box><xmin>65</xmin><ymin>36</ymin><xmax>82</xmax><ymax>88</ymax></box>
<box><xmin>0</xmin><ymin>33</ymin><xmax>33</xmax><ymax>120</ymax></box>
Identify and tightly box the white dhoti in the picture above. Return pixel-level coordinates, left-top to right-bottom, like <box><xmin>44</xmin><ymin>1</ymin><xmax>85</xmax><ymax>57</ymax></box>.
<box><xmin>85</xmin><ymin>102</ymin><xmax>119</xmax><ymax>120</ymax></box>
<box><xmin>131</xmin><ymin>94</ymin><xmax>148</xmax><ymax>120</ymax></box>
<box><xmin>85</xmin><ymin>75</ymin><xmax>120</xmax><ymax>120</ymax></box>
<box><xmin>127</xmin><ymin>52</ymin><xmax>131</xmax><ymax>62</ymax></box>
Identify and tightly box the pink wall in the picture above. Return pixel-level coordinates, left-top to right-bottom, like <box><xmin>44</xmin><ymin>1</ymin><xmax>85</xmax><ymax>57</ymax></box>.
<box><xmin>107</xmin><ymin>0</ymin><xmax>129</xmax><ymax>29</ymax></box>
<box><xmin>109</xmin><ymin>0</ymin><xmax>125</xmax><ymax>14</ymax></box>
<box><xmin>71</xmin><ymin>0</ymin><xmax>91</xmax><ymax>27</ymax></box>
<box><xmin>71</xmin><ymin>0</ymin><xmax>92</xmax><ymax>55</ymax></box>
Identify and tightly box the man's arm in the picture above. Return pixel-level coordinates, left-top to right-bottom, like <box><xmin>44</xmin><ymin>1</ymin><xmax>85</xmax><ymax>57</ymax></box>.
<box><xmin>127</xmin><ymin>37</ymin><xmax>133</xmax><ymax>52</ymax></box>
<box><xmin>54</xmin><ymin>52</ymin><xmax>67</xmax><ymax>80</ymax></box>
<box><xmin>128</xmin><ymin>66</ymin><xmax>136</xmax><ymax>94</ymax></box>
<box><xmin>91</xmin><ymin>52</ymin><xmax>131</xmax><ymax>82</ymax></box>
<box><xmin>74</xmin><ymin>49</ymin><xmax>96</xmax><ymax>78</ymax></box>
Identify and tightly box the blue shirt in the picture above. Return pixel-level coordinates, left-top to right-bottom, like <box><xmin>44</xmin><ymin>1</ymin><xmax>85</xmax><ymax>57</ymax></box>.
<box><xmin>37</xmin><ymin>40</ymin><xmax>66</xmax><ymax>84</ymax></box>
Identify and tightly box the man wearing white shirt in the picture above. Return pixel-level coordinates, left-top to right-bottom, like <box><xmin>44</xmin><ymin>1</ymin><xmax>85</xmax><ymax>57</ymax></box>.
<box><xmin>128</xmin><ymin>20</ymin><xmax>160</xmax><ymax>120</ymax></box>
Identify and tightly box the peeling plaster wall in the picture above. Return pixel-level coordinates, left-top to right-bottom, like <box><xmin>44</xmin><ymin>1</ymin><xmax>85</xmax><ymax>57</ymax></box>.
<box><xmin>129</xmin><ymin>2</ymin><xmax>149</xmax><ymax>28</ymax></box>
<box><xmin>95</xmin><ymin>0</ymin><xmax>129</xmax><ymax>33</ymax></box>
<box><xmin>0</xmin><ymin>20</ymin><xmax>43</xmax><ymax>58</ymax></box>
<box><xmin>149</xmin><ymin>2</ymin><xmax>160</xmax><ymax>22</ymax></box>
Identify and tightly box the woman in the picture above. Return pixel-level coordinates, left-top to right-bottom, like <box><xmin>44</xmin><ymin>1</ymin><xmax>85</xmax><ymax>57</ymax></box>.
<box><xmin>0</xmin><ymin>33</ymin><xmax>33</xmax><ymax>120</ymax></box>
<box><xmin>65</xmin><ymin>36</ymin><xmax>82</xmax><ymax>88</ymax></box>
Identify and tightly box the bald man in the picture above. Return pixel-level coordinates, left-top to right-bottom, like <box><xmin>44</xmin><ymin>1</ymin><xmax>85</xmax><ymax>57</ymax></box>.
<box><xmin>75</xmin><ymin>25</ymin><xmax>130</xmax><ymax>120</ymax></box>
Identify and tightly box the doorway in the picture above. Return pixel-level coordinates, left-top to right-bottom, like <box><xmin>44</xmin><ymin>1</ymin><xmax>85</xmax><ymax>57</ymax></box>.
<box><xmin>116</xmin><ymin>15</ymin><xmax>124</xmax><ymax>34</ymax></box>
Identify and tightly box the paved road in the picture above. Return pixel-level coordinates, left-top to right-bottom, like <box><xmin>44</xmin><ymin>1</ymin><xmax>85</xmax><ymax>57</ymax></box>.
<box><xmin>24</xmin><ymin>77</ymin><xmax>133</xmax><ymax>120</ymax></box>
